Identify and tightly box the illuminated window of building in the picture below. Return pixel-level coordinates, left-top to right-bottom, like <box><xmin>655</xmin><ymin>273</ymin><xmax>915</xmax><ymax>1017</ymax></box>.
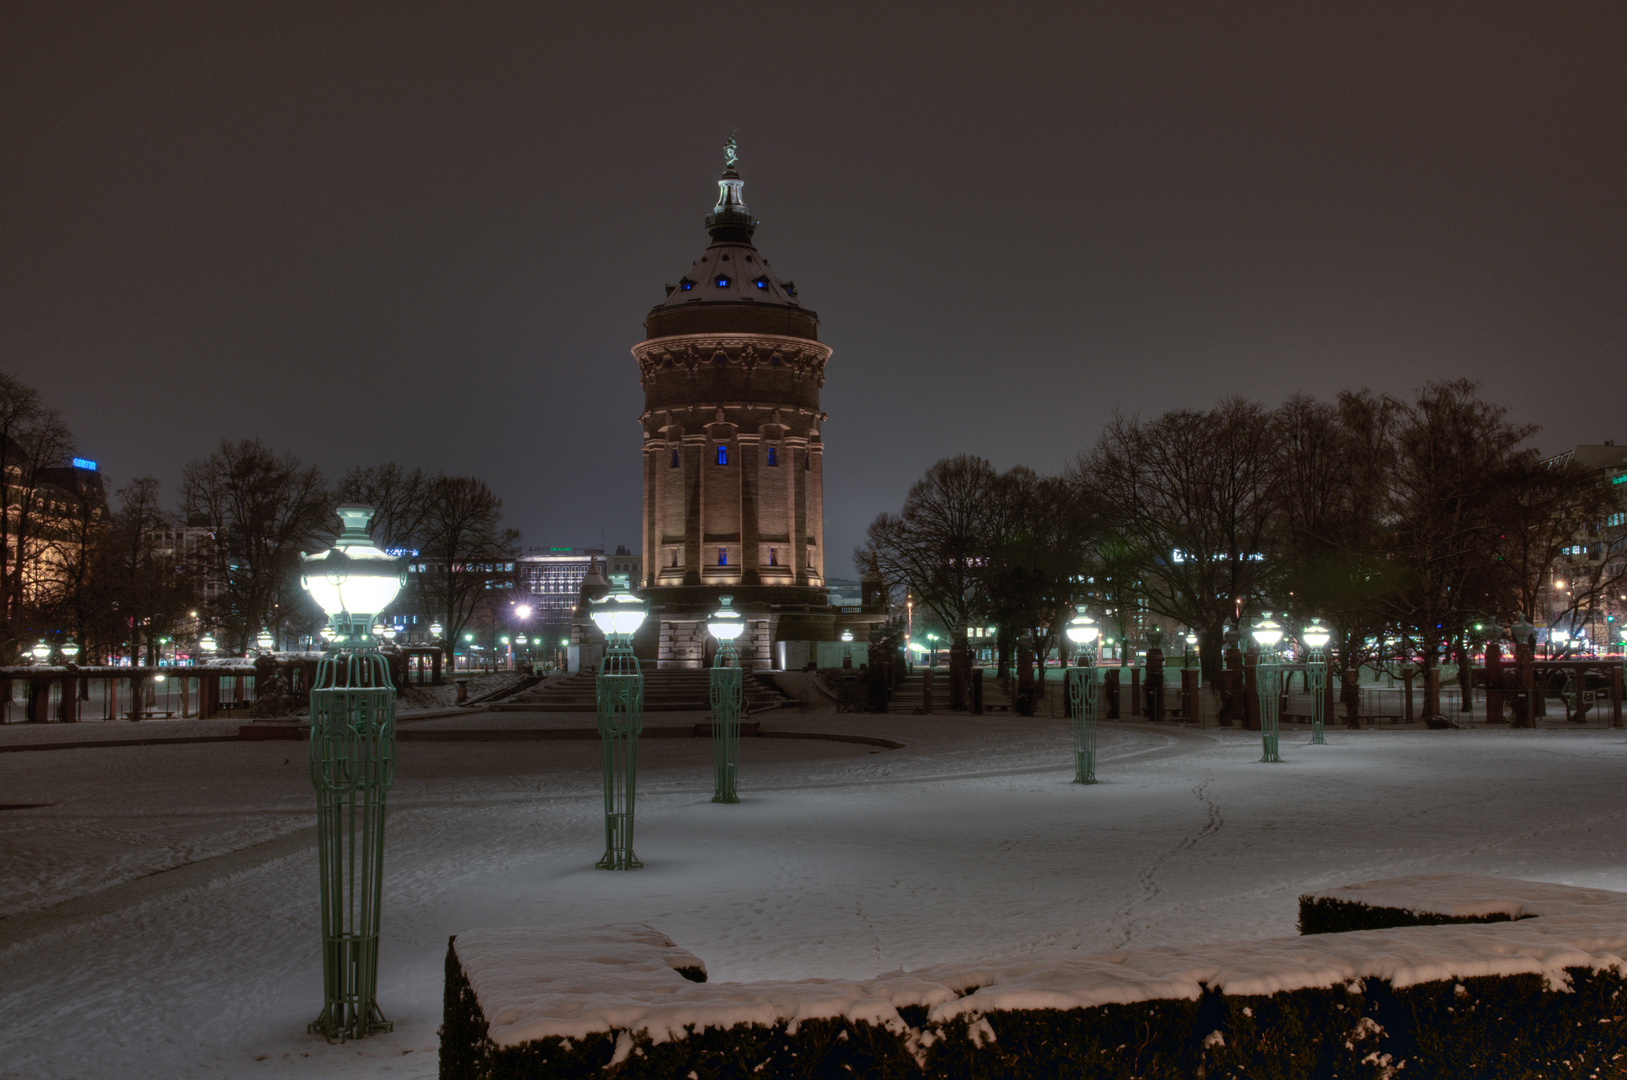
<box><xmin>768</xmin><ymin>547</ymin><xmax>777</xmax><ymax>566</ymax></box>
<box><xmin>670</xmin><ymin>448</ymin><xmax>680</xmax><ymax>468</ymax></box>
<box><xmin>715</xmin><ymin>275</ymin><xmax>731</xmax><ymax>288</ymax></box>
<box><xmin>680</xmin><ymin>278</ymin><xmax>694</xmax><ymax>291</ymax></box>
<box><xmin>754</xmin><ymin>276</ymin><xmax>769</xmax><ymax>290</ymax></box>
<box><xmin>718</xmin><ymin>547</ymin><xmax>728</xmax><ymax>566</ymax></box>
<box><xmin>717</xmin><ymin>445</ymin><xmax>728</xmax><ymax>466</ymax></box>
<box><xmin>766</xmin><ymin>446</ymin><xmax>778</xmax><ymax>466</ymax></box>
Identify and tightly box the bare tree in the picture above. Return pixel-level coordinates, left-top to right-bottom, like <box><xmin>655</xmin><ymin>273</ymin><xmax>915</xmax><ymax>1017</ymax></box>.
<box><xmin>180</xmin><ymin>440</ymin><xmax>332</xmax><ymax>653</ymax></box>
<box><xmin>1380</xmin><ymin>380</ymin><xmax>1536</xmax><ymax>715</ymax></box>
<box><xmin>0</xmin><ymin>373</ymin><xmax>73</xmax><ymax>656</ymax></box>
<box><xmin>415</xmin><ymin>476</ymin><xmax>522</xmax><ymax>660</ymax></box>
<box><xmin>334</xmin><ymin>464</ymin><xmax>432</xmax><ymax>551</ymax></box>
<box><xmin>855</xmin><ymin>454</ymin><xmax>1000</xmax><ymax>658</ymax></box>
<box><xmin>1073</xmin><ymin>397</ymin><xmax>1285</xmax><ymax>684</ymax></box>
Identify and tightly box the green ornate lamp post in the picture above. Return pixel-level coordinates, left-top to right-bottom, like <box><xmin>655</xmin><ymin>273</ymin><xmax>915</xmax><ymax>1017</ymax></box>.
<box><xmin>1303</xmin><ymin>618</ymin><xmax>1331</xmax><ymax>745</ymax></box>
<box><xmin>1253</xmin><ymin>614</ymin><xmax>1285</xmax><ymax>762</ymax></box>
<box><xmin>590</xmin><ymin>582</ymin><xmax>649</xmax><ymax>870</ymax></box>
<box><xmin>1065</xmin><ymin>606</ymin><xmax>1101</xmax><ymax>784</ymax></box>
<box><xmin>707</xmin><ymin>596</ymin><xmax>745</xmax><ymax>803</ymax></box>
<box><xmin>298</xmin><ymin>505</ymin><xmax>406</xmax><ymax>1042</ymax></box>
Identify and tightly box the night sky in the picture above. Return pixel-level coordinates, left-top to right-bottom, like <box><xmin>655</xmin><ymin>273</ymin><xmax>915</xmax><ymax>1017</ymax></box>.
<box><xmin>4</xmin><ymin>2</ymin><xmax>1624</xmax><ymax>572</ymax></box>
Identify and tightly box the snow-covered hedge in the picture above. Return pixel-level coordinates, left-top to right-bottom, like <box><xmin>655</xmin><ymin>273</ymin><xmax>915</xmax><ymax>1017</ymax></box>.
<box><xmin>440</xmin><ymin>876</ymin><xmax>1627</xmax><ymax>1079</ymax></box>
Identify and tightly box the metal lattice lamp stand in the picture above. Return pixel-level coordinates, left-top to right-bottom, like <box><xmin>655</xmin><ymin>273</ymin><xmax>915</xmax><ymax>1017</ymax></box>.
<box><xmin>298</xmin><ymin>506</ymin><xmax>406</xmax><ymax>1043</ymax></box>
<box><xmin>1065</xmin><ymin>606</ymin><xmax>1101</xmax><ymax>784</ymax></box>
<box><xmin>707</xmin><ymin>596</ymin><xmax>745</xmax><ymax>803</ymax></box>
<box><xmin>1303</xmin><ymin>618</ymin><xmax>1331</xmax><ymax>745</ymax></box>
<box><xmin>1253</xmin><ymin>614</ymin><xmax>1285</xmax><ymax>763</ymax></box>
<box><xmin>591</xmin><ymin>582</ymin><xmax>649</xmax><ymax>870</ymax></box>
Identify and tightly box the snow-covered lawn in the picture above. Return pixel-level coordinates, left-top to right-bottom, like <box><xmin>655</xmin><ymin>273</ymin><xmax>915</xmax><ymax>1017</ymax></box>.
<box><xmin>1</xmin><ymin>712</ymin><xmax>1623</xmax><ymax>1078</ymax></box>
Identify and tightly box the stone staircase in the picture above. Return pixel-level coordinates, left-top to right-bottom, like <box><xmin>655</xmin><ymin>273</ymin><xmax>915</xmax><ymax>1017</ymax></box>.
<box><xmin>887</xmin><ymin>670</ymin><xmax>1012</xmax><ymax>714</ymax></box>
<box><xmin>490</xmin><ymin>668</ymin><xmax>791</xmax><ymax>713</ymax></box>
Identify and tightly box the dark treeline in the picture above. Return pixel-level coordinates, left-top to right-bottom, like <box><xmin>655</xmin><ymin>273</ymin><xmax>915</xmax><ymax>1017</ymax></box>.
<box><xmin>858</xmin><ymin>381</ymin><xmax>1624</xmax><ymax>710</ymax></box>
<box><xmin>0</xmin><ymin>373</ymin><xmax>520</xmax><ymax>664</ymax></box>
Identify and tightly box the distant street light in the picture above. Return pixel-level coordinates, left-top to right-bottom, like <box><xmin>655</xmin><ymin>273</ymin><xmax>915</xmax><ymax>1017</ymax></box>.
<box><xmin>1253</xmin><ymin>614</ymin><xmax>1285</xmax><ymax>763</ymax></box>
<box><xmin>707</xmin><ymin>596</ymin><xmax>745</xmax><ymax>804</ymax></box>
<box><xmin>1303</xmin><ymin>618</ymin><xmax>1331</xmax><ymax>746</ymax></box>
<box><xmin>61</xmin><ymin>639</ymin><xmax>80</xmax><ymax>664</ymax></box>
<box><xmin>30</xmin><ymin>640</ymin><xmax>51</xmax><ymax>664</ymax></box>
<box><xmin>590</xmin><ymin>581</ymin><xmax>649</xmax><ymax>870</ymax></box>
<box><xmin>297</xmin><ymin>505</ymin><xmax>406</xmax><ymax>1041</ymax></box>
<box><xmin>1064</xmin><ymin>606</ymin><xmax>1101</xmax><ymax>784</ymax></box>
<box><xmin>257</xmin><ymin>628</ymin><xmax>275</xmax><ymax>652</ymax></box>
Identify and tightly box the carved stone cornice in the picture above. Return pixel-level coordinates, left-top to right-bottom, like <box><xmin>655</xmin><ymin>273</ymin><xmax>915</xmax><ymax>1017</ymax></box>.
<box><xmin>631</xmin><ymin>333</ymin><xmax>833</xmax><ymax>387</ymax></box>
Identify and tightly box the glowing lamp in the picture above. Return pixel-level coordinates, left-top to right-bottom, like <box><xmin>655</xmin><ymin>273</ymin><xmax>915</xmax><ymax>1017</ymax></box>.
<box><xmin>841</xmin><ymin>629</ymin><xmax>853</xmax><ymax>642</ymax></box>
<box><xmin>61</xmin><ymin>639</ymin><xmax>80</xmax><ymax>661</ymax></box>
<box><xmin>299</xmin><ymin>506</ymin><xmax>405</xmax><ymax>637</ymax></box>
<box><xmin>707</xmin><ymin>595</ymin><xmax>744</xmax><ymax>642</ymax></box>
<box><xmin>590</xmin><ymin>581</ymin><xmax>648</xmax><ymax>640</ymax></box>
<box><xmin>1065</xmin><ymin>606</ymin><xmax>1099</xmax><ymax>646</ymax></box>
<box><xmin>429</xmin><ymin>621</ymin><xmax>443</xmax><ymax>639</ymax></box>
<box><xmin>1252</xmin><ymin>614</ymin><xmax>1284</xmax><ymax>651</ymax></box>
<box><xmin>200</xmin><ymin>634</ymin><xmax>218</xmax><ymax>654</ymax></box>
<box><xmin>257</xmin><ymin>628</ymin><xmax>275</xmax><ymax>651</ymax></box>
<box><xmin>1303</xmin><ymin>619</ymin><xmax>1331</xmax><ymax>651</ymax></box>
<box><xmin>30</xmin><ymin>640</ymin><xmax>50</xmax><ymax>662</ymax></box>
<box><xmin>516</xmin><ymin>634</ymin><xmax>529</xmax><ymax>646</ymax></box>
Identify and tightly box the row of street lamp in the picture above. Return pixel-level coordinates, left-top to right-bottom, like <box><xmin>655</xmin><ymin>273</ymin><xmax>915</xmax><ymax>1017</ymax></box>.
<box><xmin>284</xmin><ymin>505</ymin><xmax>1350</xmax><ymax>1045</ymax></box>
<box><xmin>1063</xmin><ymin>607</ymin><xmax>1334</xmax><ymax>778</ymax></box>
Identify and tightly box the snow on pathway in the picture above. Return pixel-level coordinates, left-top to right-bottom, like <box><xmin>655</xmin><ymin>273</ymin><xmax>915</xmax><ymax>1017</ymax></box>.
<box><xmin>1</xmin><ymin>717</ymin><xmax>1624</xmax><ymax>1078</ymax></box>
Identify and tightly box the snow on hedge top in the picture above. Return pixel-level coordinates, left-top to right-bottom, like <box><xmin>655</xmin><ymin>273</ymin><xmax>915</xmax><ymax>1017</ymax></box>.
<box><xmin>456</xmin><ymin>875</ymin><xmax>1627</xmax><ymax>1048</ymax></box>
<box><xmin>1305</xmin><ymin>872</ymin><xmax>1627</xmax><ymax>922</ymax></box>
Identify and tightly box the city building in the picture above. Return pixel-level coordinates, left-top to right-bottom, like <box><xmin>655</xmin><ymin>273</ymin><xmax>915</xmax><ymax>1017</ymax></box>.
<box><xmin>613</xmin><ymin>142</ymin><xmax>886</xmax><ymax>668</ymax></box>
<box><xmin>518</xmin><ymin>545</ymin><xmax>640</xmax><ymax>648</ymax></box>
<box><xmin>1541</xmin><ymin>443</ymin><xmax>1627</xmax><ymax>651</ymax></box>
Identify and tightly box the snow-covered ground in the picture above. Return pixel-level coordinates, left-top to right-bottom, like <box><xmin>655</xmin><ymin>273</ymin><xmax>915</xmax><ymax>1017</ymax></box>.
<box><xmin>1</xmin><ymin>709</ymin><xmax>1624</xmax><ymax>1078</ymax></box>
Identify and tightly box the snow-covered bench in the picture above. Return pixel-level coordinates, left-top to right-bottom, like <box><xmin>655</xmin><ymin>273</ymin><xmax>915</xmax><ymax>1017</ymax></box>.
<box><xmin>440</xmin><ymin>875</ymin><xmax>1627</xmax><ymax>1078</ymax></box>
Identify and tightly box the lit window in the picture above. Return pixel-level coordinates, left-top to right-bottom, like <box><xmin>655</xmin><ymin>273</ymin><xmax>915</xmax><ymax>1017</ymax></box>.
<box><xmin>718</xmin><ymin>547</ymin><xmax>728</xmax><ymax>566</ymax></box>
<box><xmin>680</xmin><ymin>278</ymin><xmax>694</xmax><ymax>291</ymax></box>
<box><xmin>670</xmin><ymin>449</ymin><xmax>680</xmax><ymax>468</ymax></box>
<box><xmin>717</xmin><ymin>445</ymin><xmax>728</xmax><ymax>466</ymax></box>
<box><xmin>754</xmin><ymin>276</ymin><xmax>769</xmax><ymax>290</ymax></box>
<box><xmin>715</xmin><ymin>276</ymin><xmax>731</xmax><ymax>288</ymax></box>
<box><xmin>766</xmin><ymin>446</ymin><xmax>778</xmax><ymax>466</ymax></box>
<box><xmin>768</xmin><ymin>547</ymin><xmax>777</xmax><ymax>566</ymax></box>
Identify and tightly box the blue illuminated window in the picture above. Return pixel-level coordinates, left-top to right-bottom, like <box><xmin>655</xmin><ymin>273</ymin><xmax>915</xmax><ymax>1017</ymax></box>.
<box><xmin>766</xmin><ymin>446</ymin><xmax>778</xmax><ymax>466</ymax></box>
<box><xmin>716</xmin><ymin>445</ymin><xmax>728</xmax><ymax>465</ymax></box>
<box><xmin>680</xmin><ymin>278</ymin><xmax>694</xmax><ymax>291</ymax></box>
<box><xmin>718</xmin><ymin>547</ymin><xmax>728</xmax><ymax>566</ymax></box>
<box><xmin>715</xmin><ymin>275</ymin><xmax>731</xmax><ymax>288</ymax></box>
<box><xmin>768</xmin><ymin>547</ymin><xmax>777</xmax><ymax>566</ymax></box>
<box><xmin>754</xmin><ymin>276</ymin><xmax>769</xmax><ymax>290</ymax></box>
<box><xmin>670</xmin><ymin>449</ymin><xmax>680</xmax><ymax>468</ymax></box>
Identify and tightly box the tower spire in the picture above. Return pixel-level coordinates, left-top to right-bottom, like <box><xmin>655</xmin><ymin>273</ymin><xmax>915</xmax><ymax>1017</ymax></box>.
<box><xmin>707</xmin><ymin>133</ymin><xmax>755</xmax><ymax>242</ymax></box>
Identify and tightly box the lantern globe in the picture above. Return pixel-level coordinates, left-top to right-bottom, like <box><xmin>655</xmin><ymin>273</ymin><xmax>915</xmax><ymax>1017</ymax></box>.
<box><xmin>590</xmin><ymin>582</ymin><xmax>648</xmax><ymax>638</ymax></box>
<box><xmin>708</xmin><ymin>595</ymin><xmax>745</xmax><ymax>642</ymax></box>
<box><xmin>1065</xmin><ymin>605</ymin><xmax>1099</xmax><ymax>646</ymax></box>
<box><xmin>1252</xmin><ymin>614</ymin><xmax>1284</xmax><ymax>650</ymax></box>
<box><xmin>299</xmin><ymin>506</ymin><xmax>405</xmax><ymax>626</ymax></box>
<box><xmin>1303</xmin><ymin>619</ymin><xmax>1331</xmax><ymax>651</ymax></box>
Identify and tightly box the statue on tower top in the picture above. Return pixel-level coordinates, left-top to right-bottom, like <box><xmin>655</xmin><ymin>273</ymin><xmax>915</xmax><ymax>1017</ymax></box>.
<box><xmin>723</xmin><ymin>132</ymin><xmax>739</xmax><ymax>172</ymax></box>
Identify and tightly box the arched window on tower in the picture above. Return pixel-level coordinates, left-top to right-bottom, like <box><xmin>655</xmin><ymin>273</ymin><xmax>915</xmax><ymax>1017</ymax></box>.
<box><xmin>670</xmin><ymin>448</ymin><xmax>680</xmax><ymax>468</ymax></box>
<box><xmin>718</xmin><ymin>547</ymin><xmax>728</xmax><ymax>566</ymax></box>
<box><xmin>766</xmin><ymin>446</ymin><xmax>778</xmax><ymax>467</ymax></box>
<box><xmin>717</xmin><ymin>445</ymin><xmax>728</xmax><ymax>466</ymax></box>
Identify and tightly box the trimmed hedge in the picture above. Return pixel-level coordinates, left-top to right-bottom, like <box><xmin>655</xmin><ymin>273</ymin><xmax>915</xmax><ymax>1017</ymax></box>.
<box><xmin>439</xmin><ymin>936</ymin><xmax>1627</xmax><ymax>1080</ymax></box>
<box><xmin>1297</xmin><ymin>894</ymin><xmax>1528</xmax><ymax>936</ymax></box>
